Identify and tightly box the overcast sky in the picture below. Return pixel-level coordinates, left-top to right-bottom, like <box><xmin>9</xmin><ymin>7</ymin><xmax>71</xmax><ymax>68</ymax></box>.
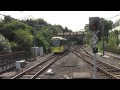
<box><xmin>0</xmin><ymin>11</ymin><xmax>120</xmax><ymax>32</ymax></box>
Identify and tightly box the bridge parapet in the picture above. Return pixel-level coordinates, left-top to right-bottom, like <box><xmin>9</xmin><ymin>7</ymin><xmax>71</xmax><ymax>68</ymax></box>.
<box><xmin>58</xmin><ymin>32</ymin><xmax>87</xmax><ymax>36</ymax></box>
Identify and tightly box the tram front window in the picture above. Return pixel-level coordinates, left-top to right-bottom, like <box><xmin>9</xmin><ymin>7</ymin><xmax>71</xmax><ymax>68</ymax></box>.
<box><xmin>51</xmin><ymin>40</ymin><xmax>60</xmax><ymax>47</ymax></box>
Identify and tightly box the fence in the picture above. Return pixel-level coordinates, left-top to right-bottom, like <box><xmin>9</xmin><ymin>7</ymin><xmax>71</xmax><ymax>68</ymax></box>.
<box><xmin>0</xmin><ymin>51</ymin><xmax>25</xmax><ymax>66</ymax></box>
<box><xmin>0</xmin><ymin>51</ymin><xmax>10</xmax><ymax>55</ymax></box>
<box><xmin>104</xmin><ymin>47</ymin><xmax>120</xmax><ymax>54</ymax></box>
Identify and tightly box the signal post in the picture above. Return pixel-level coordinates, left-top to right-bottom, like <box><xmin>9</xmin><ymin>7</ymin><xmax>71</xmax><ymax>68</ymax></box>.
<box><xmin>89</xmin><ymin>17</ymin><xmax>100</xmax><ymax>79</ymax></box>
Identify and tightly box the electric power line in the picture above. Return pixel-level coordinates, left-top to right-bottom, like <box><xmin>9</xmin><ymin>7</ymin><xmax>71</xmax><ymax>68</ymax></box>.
<box><xmin>101</xmin><ymin>11</ymin><xmax>113</xmax><ymax>17</ymax></box>
<box><xmin>107</xmin><ymin>13</ymin><xmax>120</xmax><ymax>20</ymax></box>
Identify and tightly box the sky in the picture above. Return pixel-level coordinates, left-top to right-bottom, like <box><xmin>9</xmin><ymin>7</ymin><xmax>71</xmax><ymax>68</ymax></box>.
<box><xmin>0</xmin><ymin>11</ymin><xmax>120</xmax><ymax>32</ymax></box>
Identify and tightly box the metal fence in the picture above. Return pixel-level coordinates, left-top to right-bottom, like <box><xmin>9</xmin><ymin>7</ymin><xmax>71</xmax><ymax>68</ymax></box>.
<box><xmin>0</xmin><ymin>51</ymin><xmax>25</xmax><ymax>66</ymax></box>
<box><xmin>0</xmin><ymin>51</ymin><xmax>10</xmax><ymax>55</ymax></box>
<box><xmin>104</xmin><ymin>47</ymin><xmax>120</xmax><ymax>54</ymax></box>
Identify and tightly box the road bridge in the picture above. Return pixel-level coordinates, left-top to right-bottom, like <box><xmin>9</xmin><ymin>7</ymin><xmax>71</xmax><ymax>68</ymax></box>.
<box><xmin>58</xmin><ymin>32</ymin><xmax>87</xmax><ymax>45</ymax></box>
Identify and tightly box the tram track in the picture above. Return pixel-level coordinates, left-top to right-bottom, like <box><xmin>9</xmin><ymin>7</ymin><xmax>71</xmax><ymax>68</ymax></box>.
<box><xmin>11</xmin><ymin>52</ymin><xmax>70</xmax><ymax>79</ymax></box>
<box><xmin>69</xmin><ymin>46</ymin><xmax>120</xmax><ymax>79</ymax></box>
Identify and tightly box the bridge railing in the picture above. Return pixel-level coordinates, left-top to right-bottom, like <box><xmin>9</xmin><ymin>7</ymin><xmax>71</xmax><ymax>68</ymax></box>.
<box><xmin>0</xmin><ymin>51</ymin><xmax>25</xmax><ymax>66</ymax></box>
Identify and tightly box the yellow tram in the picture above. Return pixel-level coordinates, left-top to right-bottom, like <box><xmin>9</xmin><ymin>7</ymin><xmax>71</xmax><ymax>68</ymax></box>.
<box><xmin>51</xmin><ymin>36</ymin><xmax>68</xmax><ymax>53</ymax></box>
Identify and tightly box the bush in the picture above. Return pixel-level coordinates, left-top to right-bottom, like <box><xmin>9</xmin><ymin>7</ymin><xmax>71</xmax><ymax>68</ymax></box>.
<box><xmin>97</xmin><ymin>41</ymin><xmax>108</xmax><ymax>53</ymax></box>
<box><xmin>97</xmin><ymin>41</ymin><xmax>103</xmax><ymax>52</ymax></box>
<box><xmin>10</xmin><ymin>42</ymin><xmax>18</xmax><ymax>51</ymax></box>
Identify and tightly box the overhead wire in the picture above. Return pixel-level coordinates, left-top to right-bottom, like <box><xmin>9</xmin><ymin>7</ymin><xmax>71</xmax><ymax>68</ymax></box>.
<box><xmin>107</xmin><ymin>13</ymin><xmax>120</xmax><ymax>20</ymax></box>
<box><xmin>101</xmin><ymin>11</ymin><xmax>113</xmax><ymax>17</ymax></box>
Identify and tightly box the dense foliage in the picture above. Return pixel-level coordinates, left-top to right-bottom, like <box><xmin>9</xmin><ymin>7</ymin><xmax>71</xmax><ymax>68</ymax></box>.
<box><xmin>0</xmin><ymin>15</ymin><xmax>72</xmax><ymax>58</ymax></box>
<box><xmin>0</xmin><ymin>34</ymin><xmax>11</xmax><ymax>52</ymax></box>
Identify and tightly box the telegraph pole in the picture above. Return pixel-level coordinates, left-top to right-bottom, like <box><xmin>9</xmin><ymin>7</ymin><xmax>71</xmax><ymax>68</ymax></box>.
<box><xmin>101</xmin><ymin>19</ymin><xmax>105</xmax><ymax>56</ymax></box>
<box><xmin>20</xmin><ymin>12</ymin><xmax>37</xmax><ymax>60</ymax></box>
<box><xmin>33</xmin><ymin>27</ymin><xmax>36</xmax><ymax>60</ymax></box>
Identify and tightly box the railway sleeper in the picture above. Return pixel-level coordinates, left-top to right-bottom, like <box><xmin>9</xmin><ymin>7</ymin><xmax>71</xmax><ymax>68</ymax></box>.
<box><xmin>25</xmin><ymin>68</ymin><xmax>42</xmax><ymax>74</ymax></box>
<box><xmin>98</xmin><ymin>68</ymin><xmax>119</xmax><ymax>79</ymax></box>
<box><xmin>98</xmin><ymin>73</ymin><xmax>106</xmax><ymax>76</ymax></box>
<box><xmin>19</xmin><ymin>77</ymin><xmax>31</xmax><ymax>79</ymax></box>
<box><xmin>114</xmin><ymin>75</ymin><xmax>120</xmax><ymax>78</ymax></box>
<box><xmin>109</xmin><ymin>72</ymin><xmax>120</xmax><ymax>75</ymax></box>
<box><xmin>101</xmin><ymin>76</ymin><xmax>111</xmax><ymax>79</ymax></box>
<box><xmin>98</xmin><ymin>72</ymin><xmax>111</xmax><ymax>78</ymax></box>
<box><xmin>97</xmin><ymin>64</ymin><xmax>110</xmax><ymax>68</ymax></box>
<box><xmin>36</xmin><ymin>75</ymin><xmax>44</xmax><ymax>79</ymax></box>
<box><xmin>106</xmin><ymin>69</ymin><xmax>120</xmax><ymax>72</ymax></box>
<box><xmin>22</xmin><ymin>75</ymin><xmax>33</xmax><ymax>78</ymax></box>
<box><xmin>25</xmin><ymin>72</ymin><xmax>38</xmax><ymax>75</ymax></box>
<box><xmin>98</xmin><ymin>67</ymin><xmax>113</xmax><ymax>70</ymax></box>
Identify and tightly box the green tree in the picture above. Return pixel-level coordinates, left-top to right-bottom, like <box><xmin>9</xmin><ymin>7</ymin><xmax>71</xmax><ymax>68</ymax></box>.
<box><xmin>109</xmin><ymin>30</ymin><xmax>119</xmax><ymax>46</ymax></box>
<box><xmin>64</xmin><ymin>26</ymin><xmax>69</xmax><ymax>32</ymax></box>
<box><xmin>0</xmin><ymin>34</ymin><xmax>11</xmax><ymax>52</ymax></box>
<box><xmin>84</xmin><ymin>24</ymin><xmax>92</xmax><ymax>46</ymax></box>
<box><xmin>0</xmin><ymin>15</ymin><xmax>75</xmax><ymax>55</ymax></box>
<box><xmin>53</xmin><ymin>25</ymin><xmax>64</xmax><ymax>32</ymax></box>
<box><xmin>14</xmin><ymin>30</ymin><xmax>33</xmax><ymax>59</ymax></box>
<box><xmin>36</xmin><ymin>32</ymin><xmax>49</xmax><ymax>53</ymax></box>
<box><xmin>98</xmin><ymin>18</ymin><xmax>113</xmax><ymax>42</ymax></box>
<box><xmin>4</xmin><ymin>15</ymin><xmax>13</xmax><ymax>23</ymax></box>
<box><xmin>0</xmin><ymin>19</ymin><xmax>32</xmax><ymax>42</ymax></box>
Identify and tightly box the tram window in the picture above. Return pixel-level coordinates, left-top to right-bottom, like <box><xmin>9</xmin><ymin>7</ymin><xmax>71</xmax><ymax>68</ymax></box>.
<box><xmin>51</xmin><ymin>40</ymin><xmax>60</xmax><ymax>47</ymax></box>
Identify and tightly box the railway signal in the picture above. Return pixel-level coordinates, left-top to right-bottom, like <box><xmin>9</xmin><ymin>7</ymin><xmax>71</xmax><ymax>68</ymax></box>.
<box><xmin>92</xmin><ymin>35</ymin><xmax>98</xmax><ymax>44</ymax></box>
<box><xmin>89</xmin><ymin>17</ymin><xmax>101</xmax><ymax>79</ymax></box>
<box><xmin>89</xmin><ymin>17</ymin><xmax>100</xmax><ymax>31</ymax></box>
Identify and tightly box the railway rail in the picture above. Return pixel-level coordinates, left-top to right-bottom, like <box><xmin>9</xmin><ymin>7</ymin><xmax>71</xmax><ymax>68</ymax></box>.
<box><xmin>69</xmin><ymin>46</ymin><xmax>120</xmax><ymax>79</ymax></box>
<box><xmin>11</xmin><ymin>52</ymin><xmax>69</xmax><ymax>79</ymax></box>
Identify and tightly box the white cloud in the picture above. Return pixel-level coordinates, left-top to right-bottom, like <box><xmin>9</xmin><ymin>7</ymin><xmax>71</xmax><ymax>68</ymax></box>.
<box><xmin>0</xmin><ymin>11</ymin><xmax>120</xmax><ymax>31</ymax></box>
